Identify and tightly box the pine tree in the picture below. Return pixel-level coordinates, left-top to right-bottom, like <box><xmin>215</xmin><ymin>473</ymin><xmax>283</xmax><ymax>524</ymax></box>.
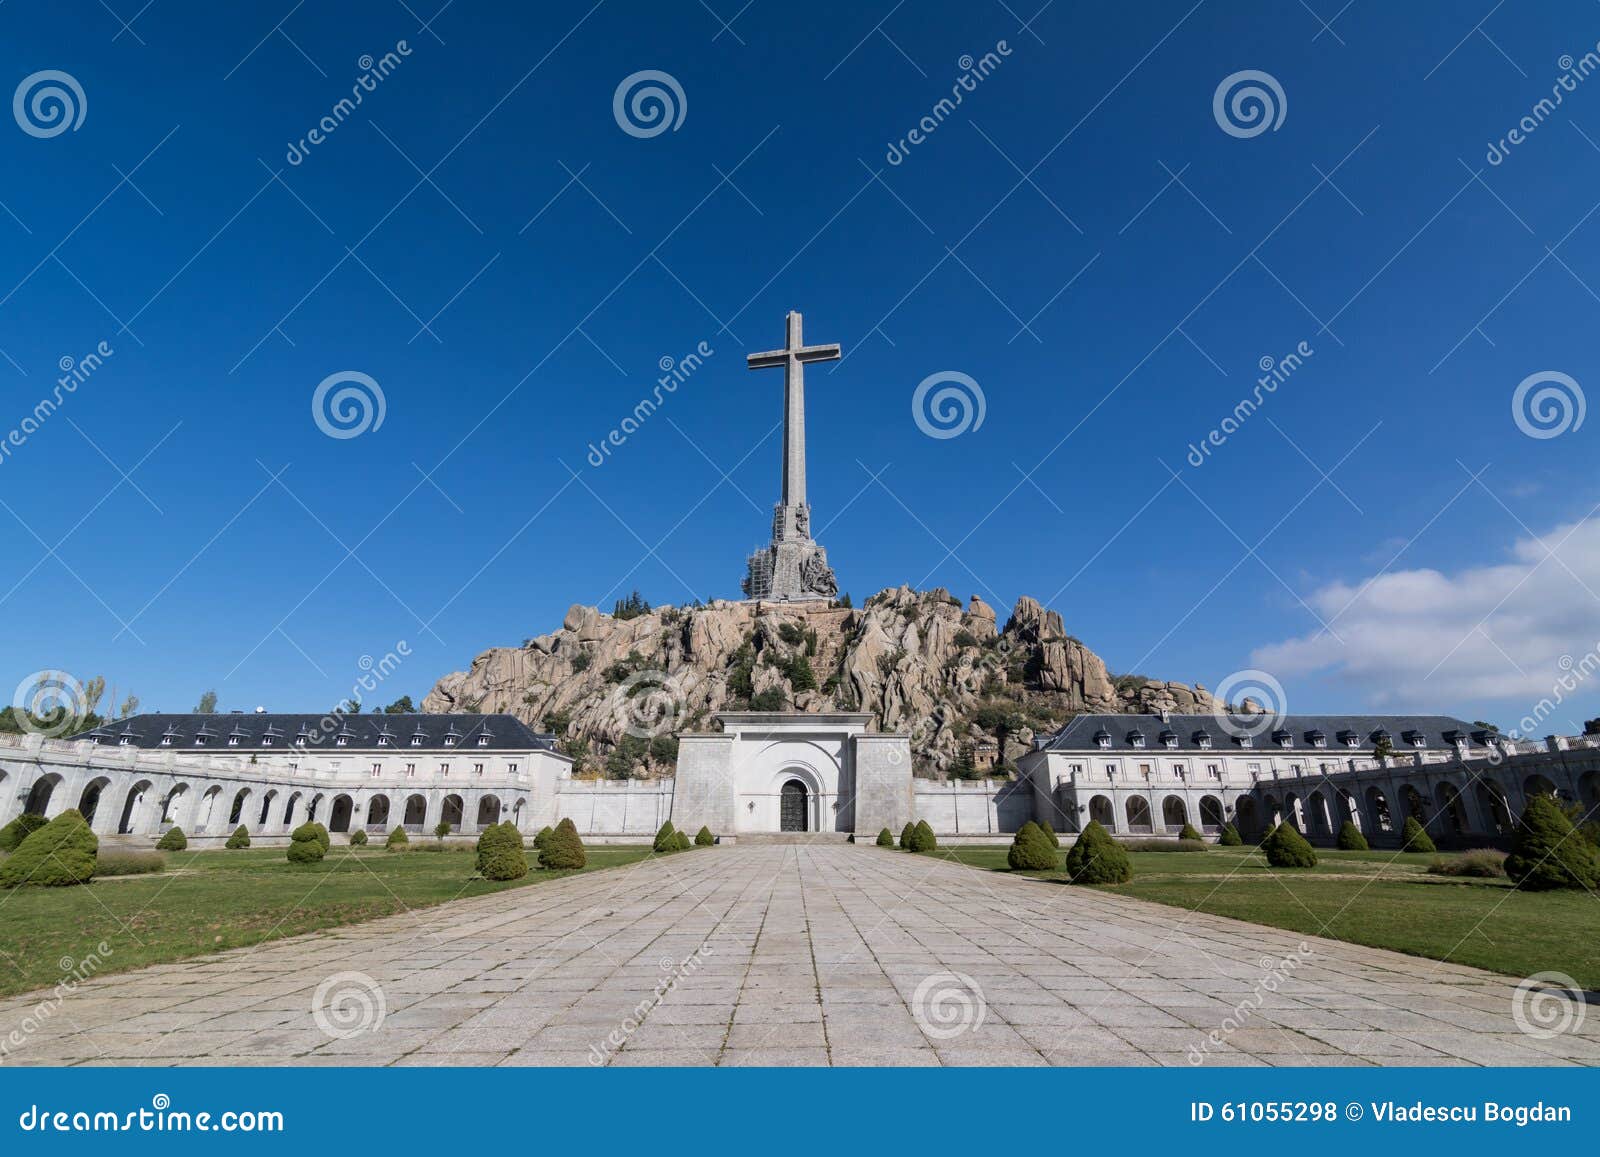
<box><xmin>1007</xmin><ymin>821</ymin><xmax>1059</xmax><ymax>871</ymax></box>
<box><xmin>1505</xmin><ymin>794</ymin><xmax>1600</xmax><ymax>891</ymax></box>
<box><xmin>1064</xmin><ymin>820</ymin><xmax>1131</xmax><ymax>884</ymax></box>
<box><xmin>1260</xmin><ymin>822</ymin><xmax>1318</xmax><ymax>867</ymax></box>
<box><xmin>1400</xmin><ymin>816</ymin><xmax>1436</xmax><ymax>853</ymax></box>
<box><xmin>1335</xmin><ymin>821</ymin><xmax>1368</xmax><ymax>851</ymax></box>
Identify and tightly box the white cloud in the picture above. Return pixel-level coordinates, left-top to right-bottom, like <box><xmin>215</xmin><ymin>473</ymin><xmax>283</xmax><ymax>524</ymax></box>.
<box><xmin>1252</xmin><ymin>517</ymin><xmax>1600</xmax><ymax>712</ymax></box>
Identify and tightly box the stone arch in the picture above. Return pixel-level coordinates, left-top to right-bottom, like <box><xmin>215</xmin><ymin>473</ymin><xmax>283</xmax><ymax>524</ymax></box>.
<box><xmin>1161</xmin><ymin>795</ymin><xmax>1188</xmax><ymax>830</ymax></box>
<box><xmin>1338</xmin><ymin>789</ymin><xmax>1360</xmax><ymax>830</ymax></box>
<box><xmin>475</xmin><ymin>795</ymin><xmax>501</xmax><ymax>827</ymax></box>
<box><xmin>779</xmin><ymin>778</ymin><xmax>810</xmax><ymax>832</ymax></box>
<box><xmin>282</xmin><ymin>791</ymin><xmax>303</xmax><ymax>827</ymax></box>
<box><xmin>1088</xmin><ymin>794</ymin><xmax>1114</xmax><ymax>828</ymax></box>
<box><xmin>23</xmin><ymin>773</ymin><xmax>61</xmax><ymax>816</ymax></box>
<box><xmin>1234</xmin><ymin>795</ymin><xmax>1260</xmax><ymax>834</ymax></box>
<box><xmin>1284</xmin><ymin>793</ymin><xmax>1305</xmax><ymax>831</ymax></box>
<box><xmin>1125</xmin><ymin>795</ymin><xmax>1152</xmax><ymax>833</ymax></box>
<box><xmin>227</xmin><ymin>788</ymin><xmax>252</xmax><ymax>827</ymax></box>
<box><xmin>1476</xmin><ymin>782</ymin><xmax>1512</xmax><ymax>835</ymax></box>
<box><xmin>1435</xmin><ymin>781</ymin><xmax>1468</xmax><ymax>836</ymax></box>
<box><xmin>1307</xmin><ymin>791</ymin><xmax>1332</xmax><ymax>836</ymax></box>
<box><xmin>257</xmin><ymin>789</ymin><xmax>279</xmax><ymax>828</ymax></box>
<box><xmin>77</xmin><ymin>776</ymin><xmax>112</xmax><ymax>826</ymax></box>
<box><xmin>1578</xmin><ymin>770</ymin><xmax>1599</xmax><ymax>824</ymax></box>
<box><xmin>1523</xmin><ymin>773</ymin><xmax>1559</xmax><ymax>801</ymax></box>
<box><xmin>117</xmin><ymin>780</ymin><xmax>153</xmax><ymax>834</ymax></box>
<box><xmin>511</xmin><ymin>798</ymin><xmax>526</xmax><ymax>829</ymax></box>
<box><xmin>161</xmin><ymin>783</ymin><xmax>191</xmax><ymax>826</ymax></box>
<box><xmin>441</xmin><ymin>794</ymin><xmax>464</xmax><ymax>828</ymax></box>
<box><xmin>196</xmin><ymin>785</ymin><xmax>224</xmax><ymax>831</ymax></box>
<box><xmin>1365</xmin><ymin>786</ymin><xmax>1393</xmax><ymax>832</ymax></box>
<box><xmin>403</xmin><ymin>793</ymin><xmax>427</xmax><ymax>828</ymax></box>
<box><xmin>366</xmin><ymin>794</ymin><xmax>391</xmax><ymax>828</ymax></box>
<box><xmin>1199</xmin><ymin>795</ymin><xmax>1225</xmax><ymax>832</ymax></box>
<box><xmin>328</xmin><ymin>794</ymin><xmax>354</xmax><ymax>834</ymax></box>
<box><xmin>307</xmin><ymin>793</ymin><xmax>325</xmax><ymax>822</ymax></box>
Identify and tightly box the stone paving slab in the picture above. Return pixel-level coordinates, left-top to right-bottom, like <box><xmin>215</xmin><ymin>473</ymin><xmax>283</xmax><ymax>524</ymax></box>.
<box><xmin>0</xmin><ymin>845</ymin><xmax>1593</xmax><ymax>1067</ymax></box>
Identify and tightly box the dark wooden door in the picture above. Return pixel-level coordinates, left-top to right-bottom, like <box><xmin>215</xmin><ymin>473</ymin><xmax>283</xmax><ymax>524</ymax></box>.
<box><xmin>780</xmin><ymin>780</ymin><xmax>807</xmax><ymax>832</ymax></box>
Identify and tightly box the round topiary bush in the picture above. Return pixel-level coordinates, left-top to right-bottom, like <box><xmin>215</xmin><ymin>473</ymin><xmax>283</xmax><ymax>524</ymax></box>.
<box><xmin>0</xmin><ymin>809</ymin><xmax>97</xmax><ymax>888</ymax></box>
<box><xmin>0</xmin><ymin>813</ymin><xmax>48</xmax><ymax>852</ymax></box>
<box><xmin>540</xmin><ymin>819</ymin><xmax>586</xmax><ymax>870</ymax></box>
<box><xmin>225</xmin><ymin>825</ymin><xmax>251</xmax><ymax>849</ymax></box>
<box><xmin>907</xmin><ymin>819</ymin><xmax>937</xmax><ymax>853</ymax></box>
<box><xmin>653</xmin><ymin>821</ymin><xmax>678</xmax><ymax>853</ymax></box>
<box><xmin>1260</xmin><ymin>822</ymin><xmax>1318</xmax><ymax>868</ymax></box>
<box><xmin>1400</xmin><ymin>816</ymin><xmax>1436</xmax><ymax>853</ymax></box>
<box><xmin>898</xmin><ymin>822</ymin><xmax>915</xmax><ymax>850</ymax></box>
<box><xmin>1177</xmin><ymin>823</ymin><xmax>1203</xmax><ymax>843</ymax></box>
<box><xmin>1506</xmin><ymin>794</ymin><xmax>1600</xmax><ymax>891</ymax></box>
<box><xmin>386</xmin><ymin>825</ymin><xmax>410</xmax><ymax>850</ymax></box>
<box><xmin>1218</xmin><ymin>823</ymin><xmax>1243</xmax><ymax>846</ymax></box>
<box><xmin>1008</xmin><ymin>821</ymin><xmax>1060</xmax><ymax>871</ymax></box>
<box><xmin>310</xmin><ymin>823</ymin><xmax>331</xmax><ymax>852</ymax></box>
<box><xmin>1335</xmin><ymin>820</ymin><xmax>1368</xmax><ymax>851</ymax></box>
<box><xmin>156</xmin><ymin>826</ymin><xmax>188</xmax><ymax>852</ymax></box>
<box><xmin>476</xmin><ymin>821</ymin><xmax>529</xmax><ymax>881</ymax></box>
<box><xmin>875</xmin><ymin>827</ymin><xmax>894</xmax><ymax>848</ymax></box>
<box><xmin>1039</xmin><ymin>820</ymin><xmax>1061</xmax><ymax>848</ymax></box>
<box><xmin>349</xmin><ymin>828</ymin><xmax>369</xmax><ymax>846</ymax></box>
<box><xmin>287</xmin><ymin>822</ymin><xmax>326</xmax><ymax>864</ymax></box>
<box><xmin>695</xmin><ymin>826</ymin><xmax>714</xmax><ymax>847</ymax></box>
<box><xmin>1064</xmin><ymin>820</ymin><xmax>1131</xmax><ymax>884</ymax></box>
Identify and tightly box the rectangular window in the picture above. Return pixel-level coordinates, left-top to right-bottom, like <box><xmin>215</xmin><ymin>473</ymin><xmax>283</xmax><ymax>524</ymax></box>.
<box><xmin>439</xmin><ymin>763</ymin><xmax>449</xmax><ymax>776</ymax></box>
<box><xmin>1207</xmin><ymin>763</ymin><xmax>1220</xmax><ymax>779</ymax></box>
<box><xmin>1138</xmin><ymin>763</ymin><xmax>1152</xmax><ymax>779</ymax></box>
<box><xmin>371</xmin><ymin>763</ymin><xmax>381</xmax><ymax>776</ymax></box>
<box><xmin>473</xmin><ymin>763</ymin><xmax>484</xmax><ymax>776</ymax></box>
<box><xmin>405</xmin><ymin>763</ymin><xmax>415</xmax><ymax>777</ymax></box>
<box><xmin>507</xmin><ymin>762</ymin><xmax>518</xmax><ymax>774</ymax></box>
<box><xmin>1173</xmin><ymin>763</ymin><xmax>1186</xmax><ymax>780</ymax></box>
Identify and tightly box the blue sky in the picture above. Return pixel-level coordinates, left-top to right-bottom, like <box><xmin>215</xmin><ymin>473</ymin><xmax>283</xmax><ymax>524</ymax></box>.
<box><xmin>2</xmin><ymin>0</ymin><xmax>1597</xmax><ymax>733</ymax></box>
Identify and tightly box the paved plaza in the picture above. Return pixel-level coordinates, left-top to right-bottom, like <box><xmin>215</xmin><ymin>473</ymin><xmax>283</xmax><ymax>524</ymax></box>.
<box><xmin>4</xmin><ymin>845</ymin><xmax>1596</xmax><ymax>1066</ymax></box>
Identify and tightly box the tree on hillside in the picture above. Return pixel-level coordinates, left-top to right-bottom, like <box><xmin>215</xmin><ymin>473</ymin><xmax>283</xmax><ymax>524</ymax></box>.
<box><xmin>613</xmin><ymin>591</ymin><xmax>651</xmax><ymax>620</ymax></box>
<box><xmin>384</xmin><ymin>695</ymin><xmax>414</xmax><ymax>714</ymax></box>
<box><xmin>194</xmin><ymin>690</ymin><xmax>218</xmax><ymax>714</ymax></box>
<box><xmin>974</xmin><ymin>699</ymin><xmax>1026</xmax><ymax>763</ymax></box>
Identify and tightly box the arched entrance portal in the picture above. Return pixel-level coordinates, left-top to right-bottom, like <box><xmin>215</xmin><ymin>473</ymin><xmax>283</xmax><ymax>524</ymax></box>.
<box><xmin>779</xmin><ymin>779</ymin><xmax>809</xmax><ymax>833</ymax></box>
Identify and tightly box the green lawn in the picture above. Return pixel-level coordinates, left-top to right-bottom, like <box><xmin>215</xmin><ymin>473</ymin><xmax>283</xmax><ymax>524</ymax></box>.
<box><xmin>0</xmin><ymin>843</ymin><xmax>654</xmax><ymax>998</ymax></box>
<box><xmin>928</xmin><ymin>845</ymin><xmax>1600</xmax><ymax>988</ymax></box>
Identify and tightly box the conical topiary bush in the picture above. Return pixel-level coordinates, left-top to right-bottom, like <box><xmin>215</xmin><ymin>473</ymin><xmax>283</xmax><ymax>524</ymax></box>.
<box><xmin>225</xmin><ymin>825</ymin><xmax>251</xmax><ymax>849</ymax></box>
<box><xmin>477</xmin><ymin>821</ymin><xmax>528</xmax><ymax>881</ymax></box>
<box><xmin>908</xmin><ymin>819</ymin><xmax>937</xmax><ymax>852</ymax></box>
<box><xmin>1336</xmin><ymin>820</ymin><xmax>1368</xmax><ymax>851</ymax></box>
<box><xmin>875</xmin><ymin>827</ymin><xmax>894</xmax><ymax>847</ymax></box>
<box><xmin>1039</xmin><ymin>820</ymin><xmax>1061</xmax><ymax>848</ymax></box>
<box><xmin>899</xmin><ymin>822</ymin><xmax>915</xmax><ymax>850</ymax></box>
<box><xmin>1261</xmin><ymin>821</ymin><xmax>1318</xmax><ymax>867</ymax></box>
<box><xmin>1064</xmin><ymin>820</ymin><xmax>1131</xmax><ymax>884</ymax></box>
<box><xmin>695</xmin><ymin>826</ymin><xmax>714</xmax><ymax>847</ymax></box>
<box><xmin>1177</xmin><ymin>823</ymin><xmax>1203</xmax><ymax>842</ymax></box>
<box><xmin>1218</xmin><ymin>823</ymin><xmax>1243</xmax><ymax>846</ymax></box>
<box><xmin>1506</xmin><ymin>794</ymin><xmax>1600</xmax><ymax>891</ymax></box>
<box><xmin>1401</xmin><ymin>816</ymin><xmax>1436</xmax><ymax>853</ymax></box>
<box><xmin>533</xmin><ymin>825</ymin><xmax>554</xmax><ymax>853</ymax></box>
<box><xmin>1007</xmin><ymin>821</ymin><xmax>1059</xmax><ymax>871</ymax></box>
<box><xmin>156</xmin><ymin>826</ymin><xmax>188</xmax><ymax>851</ymax></box>
<box><xmin>0</xmin><ymin>809</ymin><xmax>97</xmax><ymax>888</ymax></box>
<box><xmin>540</xmin><ymin>818</ymin><xmax>586</xmax><ymax>870</ymax></box>
<box><xmin>349</xmin><ymin>828</ymin><xmax>368</xmax><ymax>846</ymax></box>
<box><xmin>0</xmin><ymin>814</ymin><xmax>48</xmax><ymax>852</ymax></box>
<box><xmin>386</xmin><ymin>825</ymin><xmax>410</xmax><ymax>851</ymax></box>
<box><xmin>653</xmin><ymin>821</ymin><xmax>677</xmax><ymax>853</ymax></box>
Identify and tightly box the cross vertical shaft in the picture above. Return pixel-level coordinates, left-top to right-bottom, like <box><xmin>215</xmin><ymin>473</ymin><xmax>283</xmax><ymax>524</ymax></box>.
<box><xmin>746</xmin><ymin>310</ymin><xmax>841</xmax><ymax>538</ymax></box>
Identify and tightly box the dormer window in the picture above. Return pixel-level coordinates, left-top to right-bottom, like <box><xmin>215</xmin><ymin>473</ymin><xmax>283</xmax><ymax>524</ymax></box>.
<box><xmin>1193</xmin><ymin>730</ymin><xmax>1212</xmax><ymax>749</ymax></box>
<box><xmin>477</xmin><ymin>735</ymin><xmax>490</xmax><ymax>747</ymax></box>
<box><xmin>444</xmin><ymin>737</ymin><xmax>455</xmax><ymax>747</ymax></box>
<box><xmin>1272</xmin><ymin>729</ymin><xmax>1293</xmax><ymax>748</ymax></box>
<box><xmin>1093</xmin><ymin>729</ymin><xmax>1112</xmax><ymax>750</ymax></box>
<box><xmin>1308</xmin><ymin>730</ymin><xmax>1326</xmax><ymax>748</ymax></box>
<box><xmin>1403</xmin><ymin>730</ymin><xmax>1426</xmax><ymax>748</ymax></box>
<box><xmin>336</xmin><ymin>736</ymin><xmax>348</xmax><ymax>746</ymax></box>
<box><xmin>1235</xmin><ymin>734</ymin><xmax>1253</xmax><ymax>748</ymax></box>
<box><xmin>1339</xmin><ymin>730</ymin><xmax>1360</xmax><ymax>748</ymax></box>
<box><xmin>118</xmin><ymin>735</ymin><xmax>132</xmax><ymax>746</ymax></box>
<box><xmin>410</xmin><ymin>735</ymin><xmax>423</xmax><ymax>747</ymax></box>
<box><xmin>160</xmin><ymin>735</ymin><xmax>173</xmax><ymax>746</ymax></box>
<box><xmin>227</xmin><ymin>736</ymin><xmax>239</xmax><ymax>746</ymax></box>
<box><xmin>1128</xmin><ymin>729</ymin><xmax>1146</xmax><ymax>748</ymax></box>
<box><xmin>1159</xmin><ymin>729</ymin><xmax>1178</xmax><ymax>749</ymax></box>
<box><xmin>377</xmin><ymin>736</ymin><xmax>390</xmax><ymax>746</ymax></box>
<box><xmin>194</xmin><ymin>736</ymin><xmax>207</xmax><ymax>746</ymax></box>
<box><xmin>262</xmin><ymin>736</ymin><xmax>273</xmax><ymax>746</ymax></box>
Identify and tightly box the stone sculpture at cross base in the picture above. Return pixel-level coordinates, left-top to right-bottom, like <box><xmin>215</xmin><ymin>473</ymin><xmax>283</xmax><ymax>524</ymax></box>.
<box><xmin>741</xmin><ymin>310</ymin><xmax>842</xmax><ymax>602</ymax></box>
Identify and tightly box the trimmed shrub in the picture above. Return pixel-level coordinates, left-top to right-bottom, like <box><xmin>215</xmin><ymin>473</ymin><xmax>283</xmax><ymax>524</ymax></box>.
<box><xmin>1177</xmin><ymin>823</ymin><xmax>1203</xmax><ymax>843</ymax></box>
<box><xmin>0</xmin><ymin>810</ymin><xmax>98</xmax><ymax>888</ymax></box>
<box><xmin>1428</xmin><ymin>849</ymin><xmax>1507</xmax><ymax>878</ymax></box>
<box><xmin>96</xmin><ymin>850</ymin><xmax>165</xmax><ymax>877</ymax></box>
<box><xmin>287</xmin><ymin>822</ymin><xmax>326</xmax><ymax>864</ymax></box>
<box><xmin>1218</xmin><ymin>824</ymin><xmax>1243</xmax><ymax>847</ymax></box>
<box><xmin>225</xmin><ymin>825</ymin><xmax>251</xmax><ymax>849</ymax></box>
<box><xmin>1119</xmin><ymin>839</ymin><xmax>1208</xmax><ymax>852</ymax></box>
<box><xmin>1007</xmin><ymin>821</ymin><xmax>1060</xmax><ymax>871</ymax></box>
<box><xmin>349</xmin><ymin>829</ymin><xmax>369</xmax><ymax>846</ymax></box>
<box><xmin>310</xmin><ymin>823</ymin><xmax>331</xmax><ymax>852</ymax></box>
<box><xmin>0</xmin><ymin>813</ymin><xmax>48</xmax><ymax>852</ymax></box>
<box><xmin>386</xmin><ymin>825</ymin><xmax>410</xmax><ymax>850</ymax></box>
<box><xmin>695</xmin><ymin>826</ymin><xmax>714</xmax><ymax>847</ymax></box>
<box><xmin>540</xmin><ymin>819</ymin><xmax>587</xmax><ymax>870</ymax></box>
<box><xmin>1335</xmin><ymin>821</ymin><xmax>1368</xmax><ymax>851</ymax></box>
<box><xmin>477</xmin><ymin>821</ymin><xmax>529</xmax><ymax>881</ymax></box>
<box><xmin>156</xmin><ymin>826</ymin><xmax>188</xmax><ymax>852</ymax></box>
<box><xmin>1039</xmin><ymin>820</ymin><xmax>1061</xmax><ymax>848</ymax></box>
<box><xmin>1506</xmin><ymin>794</ymin><xmax>1600</xmax><ymax>891</ymax></box>
<box><xmin>899</xmin><ymin>822</ymin><xmax>915</xmax><ymax>850</ymax></box>
<box><xmin>1260</xmin><ymin>822</ymin><xmax>1318</xmax><ymax>868</ymax></box>
<box><xmin>1400</xmin><ymin>816</ymin><xmax>1436</xmax><ymax>854</ymax></box>
<box><xmin>533</xmin><ymin>825</ymin><xmax>554</xmax><ymax>853</ymax></box>
<box><xmin>433</xmin><ymin>821</ymin><xmax>452</xmax><ymax>841</ymax></box>
<box><xmin>653</xmin><ymin>821</ymin><xmax>678</xmax><ymax>853</ymax></box>
<box><xmin>875</xmin><ymin>827</ymin><xmax>894</xmax><ymax>848</ymax></box>
<box><xmin>907</xmin><ymin>819</ymin><xmax>937</xmax><ymax>853</ymax></box>
<box><xmin>673</xmin><ymin>830</ymin><xmax>692</xmax><ymax>852</ymax></box>
<box><xmin>1064</xmin><ymin>820</ymin><xmax>1131</xmax><ymax>884</ymax></box>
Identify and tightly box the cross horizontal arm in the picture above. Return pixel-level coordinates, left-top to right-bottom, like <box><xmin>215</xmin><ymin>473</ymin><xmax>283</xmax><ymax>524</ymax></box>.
<box><xmin>746</xmin><ymin>350</ymin><xmax>789</xmax><ymax>368</ymax></box>
<box><xmin>794</xmin><ymin>343</ymin><xmax>841</xmax><ymax>363</ymax></box>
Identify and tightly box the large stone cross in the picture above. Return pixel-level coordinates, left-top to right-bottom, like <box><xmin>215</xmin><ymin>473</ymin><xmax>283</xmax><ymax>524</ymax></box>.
<box><xmin>746</xmin><ymin>310</ymin><xmax>840</xmax><ymax>513</ymax></box>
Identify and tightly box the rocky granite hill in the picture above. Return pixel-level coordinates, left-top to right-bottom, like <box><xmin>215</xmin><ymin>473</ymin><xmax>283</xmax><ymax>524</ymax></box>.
<box><xmin>422</xmin><ymin>587</ymin><xmax>1223</xmax><ymax>779</ymax></box>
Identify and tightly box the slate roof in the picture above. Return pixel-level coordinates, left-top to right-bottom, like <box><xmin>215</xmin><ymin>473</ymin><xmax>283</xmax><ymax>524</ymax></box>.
<box><xmin>74</xmin><ymin>713</ymin><xmax>555</xmax><ymax>752</ymax></box>
<box><xmin>1039</xmin><ymin>714</ymin><xmax>1495</xmax><ymax>753</ymax></box>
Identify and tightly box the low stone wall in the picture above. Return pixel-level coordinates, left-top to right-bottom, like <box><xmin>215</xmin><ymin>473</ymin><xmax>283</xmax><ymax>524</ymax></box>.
<box><xmin>911</xmin><ymin>778</ymin><xmax>1034</xmax><ymax>835</ymax></box>
<box><xmin>554</xmin><ymin>779</ymin><xmax>674</xmax><ymax>836</ymax></box>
